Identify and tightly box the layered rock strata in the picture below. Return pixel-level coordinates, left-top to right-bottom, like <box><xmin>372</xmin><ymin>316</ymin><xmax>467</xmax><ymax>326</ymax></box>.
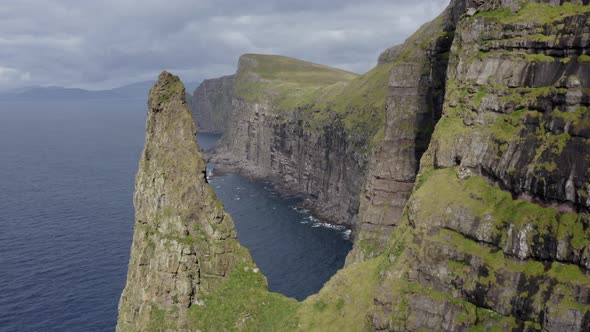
<box><xmin>212</xmin><ymin>54</ymin><xmax>389</xmax><ymax>226</ymax></box>
<box><xmin>347</xmin><ymin>0</ymin><xmax>465</xmax><ymax>263</ymax></box>
<box><xmin>368</xmin><ymin>1</ymin><xmax>590</xmax><ymax>330</ymax></box>
<box><xmin>118</xmin><ymin>1</ymin><xmax>590</xmax><ymax>331</ymax></box>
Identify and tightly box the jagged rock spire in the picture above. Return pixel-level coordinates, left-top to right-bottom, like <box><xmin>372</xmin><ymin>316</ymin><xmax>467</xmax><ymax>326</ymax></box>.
<box><xmin>117</xmin><ymin>71</ymin><xmax>250</xmax><ymax>331</ymax></box>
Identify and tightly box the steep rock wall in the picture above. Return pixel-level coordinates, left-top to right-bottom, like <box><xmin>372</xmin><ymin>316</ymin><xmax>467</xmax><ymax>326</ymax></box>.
<box><xmin>346</xmin><ymin>0</ymin><xmax>466</xmax><ymax>264</ymax></box>
<box><xmin>215</xmin><ymin>98</ymin><xmax>367</xmax><ymax>225</ymax></box>
<box><xmin>116</xmin><ymin>72</ymin><xmax>254</xmax><ymax>331</ymax></box>
<box><xmin>188</xmin><ymin>74</ymin><xmax>235</xmax><ymax>133</ymax></box>
<box><xmin>213</xmin><ymin>54</ymin><xmax>389</xmax><ymax>227</ymax></box>
<box><xmin>366</xmin><ymin>1</ymin><xmax>590</xmax><ymax>330</ymax></box>
<box><xmin>118</xmin><ymin>1</ymin><xmax>590</xmax><ymax>331</ymax></box>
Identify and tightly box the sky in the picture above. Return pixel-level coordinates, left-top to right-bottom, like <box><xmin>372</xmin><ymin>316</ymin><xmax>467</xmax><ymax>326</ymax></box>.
<box><xmin>0</xmin><ymin>0</ymin><xmax>450</xmax><ymax>91</ymax></box>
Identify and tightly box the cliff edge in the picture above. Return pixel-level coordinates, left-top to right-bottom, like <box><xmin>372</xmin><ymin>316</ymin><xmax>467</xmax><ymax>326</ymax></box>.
<box><xmin>119</xmin><ymin>0</ymin><xmax>590</xmax><ymax>330</ymax></box>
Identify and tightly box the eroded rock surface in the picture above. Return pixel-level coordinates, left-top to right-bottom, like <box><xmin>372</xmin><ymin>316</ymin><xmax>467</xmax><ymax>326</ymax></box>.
<box><xmin>118</xmin><ymin>1</ymin><xmax>590</xmax><ymax>331</ymax></box>
<box><xmin>346</xmin><ymin>0</ymin><xmax>465</xmax><ymax>264</ymax></box>
<box><xmin>116</xmin><ymin>72</ymin><xmax>251</xmax><ymax>331</ymax></box>
<box><xmin>367</xmin><ymin>1</ymin><xmax>590</xmax><ymax>330</ymax></box>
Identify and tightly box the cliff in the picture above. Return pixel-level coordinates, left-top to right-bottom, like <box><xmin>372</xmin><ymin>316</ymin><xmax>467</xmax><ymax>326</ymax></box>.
<box><xmin>364</xmin><ymin>0</ymin><xmax>590</xmax><ymax>330</ymax></box>
<box><xmin>188</xmin><ymin>75</ymin><xmax>235</xmax><ymax>133</ymax></box>
<box><xmin>347</xmin><ymin>0</ymin><xmax>462</xmax><ymax>263</ymax></box>
<box><xmin>119</xmin><ymin>0</ymin><xmax>590</xmax><ymax>330</ymax></box>
<box><xmin>116</xmin><ymin>72</ymin><xmax>298</xmax><ymax>330</ymax></box>
<box><xmin>212</xmin><ymin>54</ymin><xmax>393</xmax><ymax>226</ymax></box>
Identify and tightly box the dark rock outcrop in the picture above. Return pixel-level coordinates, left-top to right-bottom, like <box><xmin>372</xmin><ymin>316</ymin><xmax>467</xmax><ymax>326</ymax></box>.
<box><xmin>188</xmin><ymin>74</ymin><xmax>235</xmax><ymax>133</ymax></box>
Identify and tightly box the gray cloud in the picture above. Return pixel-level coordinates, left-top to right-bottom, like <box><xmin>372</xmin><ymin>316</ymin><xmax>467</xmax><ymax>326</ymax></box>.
<box><xmin>0</xmin><ymin>0</ymin><xmax>450</xmax><ymax>90</ymax></box>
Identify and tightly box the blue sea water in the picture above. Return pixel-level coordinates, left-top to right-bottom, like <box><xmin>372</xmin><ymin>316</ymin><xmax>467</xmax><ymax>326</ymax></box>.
<box><xmin>209</xmin><ymin>172</ymin><xmax>352</xmax><ymax>301</ymax></box>
<box><xmin>0</xmin><ymin>99</ymin><xmax>351</xmax><ymax>331</ymax></box>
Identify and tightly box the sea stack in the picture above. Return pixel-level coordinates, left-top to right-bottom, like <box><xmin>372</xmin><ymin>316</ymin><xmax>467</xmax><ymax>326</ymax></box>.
<box><xmin>116</xmin><ymin>72</ymin><xmax>251</xmax><ymax>331</ymax></box>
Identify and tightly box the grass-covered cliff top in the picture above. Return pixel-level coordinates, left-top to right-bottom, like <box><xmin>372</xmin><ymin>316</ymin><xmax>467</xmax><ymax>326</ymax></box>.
<box><xmin>235</xmin><ymin>53</ymin><xmax>394</xmax><ymax>147</ymax></box>
<box><xmin>238</xmin><ymin>54</ymin><xmax>358</xmax><ymax>87</ymax></box>
<box><xmin>235</xmin><ymin>54</ymin><xmax>360</xmax><ymax>110</ymax></box>
<box><xmin>474</xmin><ymin>2</ymin><xmax>590</xmax><ymax>24</ymax></box>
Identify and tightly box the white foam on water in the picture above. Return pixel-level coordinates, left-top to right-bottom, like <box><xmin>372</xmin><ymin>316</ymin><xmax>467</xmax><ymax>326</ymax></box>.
<box><xmin>342</xmin><ymin>229</ymin><xmax>352</xmax><ymax>240</ymax></box>
<box><xmin>291</xmin><ymin>206</ymin><xmax>309</xmax><ymax>214</ymax></box>
<box><xmin>312</xmin><ymin>222</ymin><xmax>347</xmax><ymax>231</ymax></box>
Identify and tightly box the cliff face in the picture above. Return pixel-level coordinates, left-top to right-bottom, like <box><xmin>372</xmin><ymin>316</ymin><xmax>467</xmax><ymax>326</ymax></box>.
<box><xmin>119</xmin><ymin>1</ymin><xmax>590</xmax><ymax>330</ymax></box>
<box><xmin>116</xmin><ymin>72</ymin><xmax>255</xmax><ymax>330</ymax></box>
<box><xmin>346</xmin><ymin>0</ymin><xmax>464</xmax><ymax>264</ymax></box>
<box><xmin>365</xmin><ymin>1</ymin><xmax>590</xmax><ymax>330</ymax></box>
<box><xmin>213</xmin><ymin>54</ymin><xmax>393</xmax><ymax>226</ymax></box>
<box><xmin>188</xmin><ymin>75</ymin><xmax>235</xmax><ymax>133</ymax></box>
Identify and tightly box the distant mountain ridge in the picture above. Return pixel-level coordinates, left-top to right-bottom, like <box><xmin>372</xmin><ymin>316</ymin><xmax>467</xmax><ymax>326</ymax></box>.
<box><xmin>0</xmin><ymin>80</ymin><xmax>202</xmax><ymax>101</ymax></box>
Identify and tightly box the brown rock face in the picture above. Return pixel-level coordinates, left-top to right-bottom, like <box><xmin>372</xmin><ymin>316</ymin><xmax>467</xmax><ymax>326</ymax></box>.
<box><xmin>350</xmin><ymin>0</ymin><xmax>590</xmax><ymax>264</ymax></box>
<box><xmin>432</xmin><ymin>1</ymin><xmax>590</xmax><ymax>209</ymax></box>
<box><xmin>116</xmin><ymin>72</ymin><xmax>250</xmax><ymax>331</ymax></box>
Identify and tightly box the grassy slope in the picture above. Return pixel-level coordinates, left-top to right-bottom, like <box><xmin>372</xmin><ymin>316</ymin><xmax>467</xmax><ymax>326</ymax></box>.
<box><xmin>235</xmin><ymin>53</ymin><xmax>394</xmax><ymax>147</ymax></box>
<box><xmin>475</xmin><ymin>2</ymin><xmax>590</xmax><ymax>24</ymax></box>
<box><xmin>188</xmin><ymin>262</ymin><xmax>300</xmax><ymax>331</ymax></box>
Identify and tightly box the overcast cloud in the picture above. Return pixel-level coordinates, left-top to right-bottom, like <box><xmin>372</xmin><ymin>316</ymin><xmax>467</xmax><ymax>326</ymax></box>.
<box><xmin>0</xmin><ymin>0</ymin><xmax>450</xmax><ymax>90</ymax></box>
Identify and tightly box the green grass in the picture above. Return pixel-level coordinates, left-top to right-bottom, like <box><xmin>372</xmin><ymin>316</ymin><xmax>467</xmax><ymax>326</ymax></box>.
<box><xmin>234</xmin><ymin>54</ymin><xmax>358</xmax><ymax>106</ymax></box>
<box><xmin>474</xmin><ymin>2</ymin><xmax>590</xmax><ymax>25</ymax></box>
<box><xmin>525</xmin><ymin>53</ymin><xmax>555</xmax><ymax>63</ymax></box>
<box><xmin>234</xmin><ymin>53</ymin><xmax>394</xmax><ymax>149</ymax></box>
<box><xmin>552</xmin><ymin>106</ymin><xmax>586</xmax><ymax>124</ymax></box>
<box><xmin>189</xmin><ymin>263</ymin><xmax>300</xmax><ymax>331</ymax></box>
<box><xmin>308</xmin><ymin>62</ymin><xmax>394</xmax><ymax>145</ymax></box>
<box><xmin>240</xmin><ymin>54</ymin><xmax>358</xmax><ymax>85</ymax></box>
<box><xmin>411</xmin><ymin>167</ymin><xmax>587</xmax><ymax>266</ymax></box>
<box><xmin>297</xmin><ymin>257</ymin><xmax>383</xmax><ymax>331</ymax></box>
<box><xmin>579</xmin><ymin>54</ymin><xmax>590</xmax><ymax>63</ymax></box>
<box><xmin>154</xmin><ymin>73</ymin><xmax>185</xmax><ymax>104</ymax></box>
<box><xmin>548</xmin><ymin>262</ymin><xmax>590</xmax><ymax>288</ymax></box>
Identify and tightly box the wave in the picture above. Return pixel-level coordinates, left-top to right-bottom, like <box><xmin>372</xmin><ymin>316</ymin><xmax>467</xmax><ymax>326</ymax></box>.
<box><xmin>312</xmin><ymin>222</ymin><xmax>347</xmax><ymax>231</ymax></box>
<box><xmin>342</xmin><ymin>229</ymin><xmax>352</xmax><ymax>240</ymax></box>
<box><xmin>291</xmin><ymin>206</ymin><xmax>309</xmax><ymax>214</ymax></box>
